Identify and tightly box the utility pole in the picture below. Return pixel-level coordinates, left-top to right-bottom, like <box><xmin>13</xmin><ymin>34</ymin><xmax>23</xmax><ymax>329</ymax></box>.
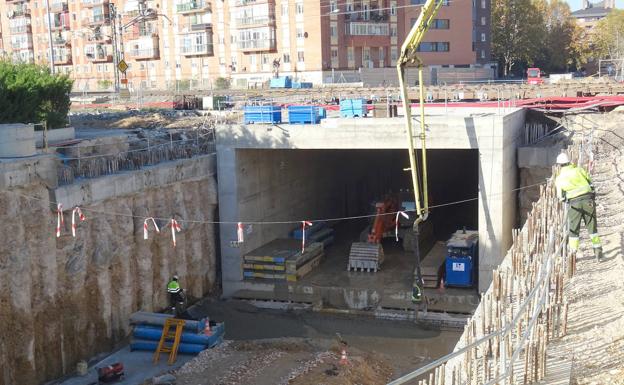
<box><xmin>44</xmin><ymin>0</ymin><xmax>55</xmax><ymax>73</ymax></box>
<box><xmin>110</xmin><ymin>4</ymin><xmax>120</xmax><ymax>92</ymax></box>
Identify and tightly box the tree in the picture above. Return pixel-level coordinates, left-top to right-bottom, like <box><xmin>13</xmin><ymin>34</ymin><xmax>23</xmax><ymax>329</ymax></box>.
<box><xmin>592</xmin><ymin>9</ymin><xmax>624</xmax><ymax>60</ymax></box>
<box><xmin>538</xmin><ymin>0</ymin><xmax>589</xmax><ymax>72</ymax></box>
<box><xmin>491</xmin><ymin>0</ymin><xmax>545</xmax><ymax>76</ymax></box>
<box><xmin>0</xmin><ymin>61</ymin><xmax>73</xmax><ymax>128</ymax></box>
<box><xmin>214</xmin><ymin>77</ymin><xmax>231</xmax><ymax>90</ymax></box>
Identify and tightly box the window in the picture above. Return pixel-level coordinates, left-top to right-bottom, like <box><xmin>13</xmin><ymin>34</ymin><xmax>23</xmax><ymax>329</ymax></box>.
<box><xmin>262</xmin><ymin>55</ymin><xmax>269</xmax><ymax>64</ymax></box>
<box><xmin>481</xmin><ymin>16</ymin><xmax>486</xmax><ymax>25</ymax></box>
<box><xmin>331</xmin><ymin>48</ymin><xmax>338</xmax><ymax>58</ymax></box>
<box><xmin>481</xmin><ymin>0</ymin><xmax>486</xmax><ymax>8</ymax></box>
<box><xmin>390</xmin><ymin>26</ymin><xmax>397</xmax><ymax>36</ymax></box>
<box><xmin>282</xmin><ymin>3</ymin><xmax>288</xmax><ymax>16</ymax></box>
<box><xmin>346</xmin><ymin>3</ymin><xmax>353</xmax><ymax>12</ymax></box>
<box><xmin>410</xmin><ymin>0</ymin><xmax>425</xmax><ymax>4</ymax></box>
<box><xmin>347</xmin><ymin>47</ymin><xmax>354</xmax><ymax>61</ymax></box>
<box><xmin>350</xmin><ymin>23</ymin><xmax>390</xmax><ymax>36</ymax></box>
<box><xmin>390</xmin><ymin>3</ymin><xmax>396</xmax><ymax>15</ymax></box>
<box><xmin>421</xmin><ymin>19</ymin><xmax>450</xmax><ymax>29</ymax></box>
<box><xmin>481</xmin><ymin>32</ymin><xmax>486</xmax><ymax>42</ymax></box>
<box><xmin>297</xmin><ymin>50</ymin><xmax>304</xmax><ymax>62</ymax></box>
<box><xmin>391</xmin><ymin>47</ymin><xmax>398</xmax><ymax>61</ymax></box>
<box><xmin>379</xmin><ymin>47</ymin><xmax>385</xmax><ymax>62</ymax></box>
<box><xmin>296</xmin><ymin>2</ymin><xmax>304</xmax><ymax>14</ymax></box>
<box><xmin>250</xmin><ymin>55</ymin><xmax>256</xmax><ymax>65</ymax></box>
<box><xmin>330</xmin><ymin>25</ymin><xmax>337</xmax><ymax>37</ymax></box>
<box><xmin>330</xmin><ymin>0</ymin><xmax>337</xmax><ymax>12</ymax></box>
<box><xmin>283</xmin><ymin>53</ymin><xmax>290</xmax><ymax>63</ymax></box>
<box><xmin>416</xmin><ymin>42</ymin><xmax>450</xmax><ymax>52</ymax></box>
<box><xmin>296</xmin><ymin>27</ymin><xmax>304</xmax><ymax>38</ymax></box>
<box><xmin>480</xmin><ymin>50</ymin><xmax>486</xmax><ymax>59</ymax></box>
<box><xmin>363</xmin><ymin>47</ymin><xmax>370</xmax><ymax>61</ymax></box>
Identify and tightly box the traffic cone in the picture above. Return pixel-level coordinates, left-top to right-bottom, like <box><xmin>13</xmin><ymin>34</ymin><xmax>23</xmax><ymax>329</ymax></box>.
<box><xmin>204</xmin><ymin>318</ymin><xmax>212</xmax><ymax>336</ymax></box>
<box><xmin>339</xmin><ymin>348</ymin><xmax>348</xmax><ymax>365</ymax></box>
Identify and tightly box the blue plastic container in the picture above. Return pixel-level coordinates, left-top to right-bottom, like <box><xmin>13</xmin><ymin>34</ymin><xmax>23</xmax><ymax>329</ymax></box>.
<box><xmin>340</xmin><ymin>98</ymin><xmax>367</xmax><ymax>117</ymax></box>
<box><xmin>244</xmin><ymin>106</ymin><xmax>282</xmax><ymax>124</ymax></box>
<box><xmin>288</xmin><ymin>105</ymin><xmax>320</xmax><ymax>124</ymax></box>
<box><xmin>270</xmin><ymin>76</ymin><xmax>292</xmax><ymax>88</ymax></box>
<box><xmin>444</xmin><ymin>230</ymin><xmax>478</xmax><ymax>287</ymax></box>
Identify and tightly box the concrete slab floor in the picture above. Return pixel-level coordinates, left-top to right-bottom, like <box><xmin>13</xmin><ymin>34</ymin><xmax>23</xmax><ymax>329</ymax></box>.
<box><xmin>236</xmin><ymin>220</ymin><xmax>479</xmax><ymax>315</ymax></box>
<box><xmin>58</xmin><ymin>347</ymin><xmax>194</xmax><ymax>385</ymax></box>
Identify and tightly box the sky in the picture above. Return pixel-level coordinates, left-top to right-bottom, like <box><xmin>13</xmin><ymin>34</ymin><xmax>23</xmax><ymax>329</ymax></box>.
<box><xmin>566</xmin><ymin>0</ymin><xmax>623</xmax><ymax>11</ymax></box>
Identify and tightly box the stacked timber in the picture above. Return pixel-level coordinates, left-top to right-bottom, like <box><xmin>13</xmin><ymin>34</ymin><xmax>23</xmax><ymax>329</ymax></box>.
<box><xmin>420</xmin><ymin>242</ymin><xmax>447</xmax><ymax>288</ymax></box>
<box><xmin>243</xmin><ymin>239</ymin><xmax>324</xmax><ymax>282</ymax></box>
<box><xmin>290</xmin><ymin>222</ymin><xmax>335</xmax><ymax>247</ymax></box>
<box><xmin>129</xmin><ymin>312</ymin><xmax>224</xmax><ymax>354</ymax></box>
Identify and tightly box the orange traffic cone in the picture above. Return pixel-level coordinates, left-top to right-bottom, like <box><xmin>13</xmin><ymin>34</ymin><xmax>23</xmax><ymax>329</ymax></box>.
<box><xmin>204</xmin><ymin>318</ymin><xmax>212</xmax><ymax>336</ymax></box>
<box><xmin>339</xmin><ymin>348</ymin><xmax>349</xmax><ymax>365</ymax></box>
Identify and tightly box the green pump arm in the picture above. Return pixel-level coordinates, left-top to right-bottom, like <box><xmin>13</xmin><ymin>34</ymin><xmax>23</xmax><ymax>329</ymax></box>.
<box><xmin>396</xmin><ymin>0</ymin><xmax>444</xmax><ymax>223</ymax></box>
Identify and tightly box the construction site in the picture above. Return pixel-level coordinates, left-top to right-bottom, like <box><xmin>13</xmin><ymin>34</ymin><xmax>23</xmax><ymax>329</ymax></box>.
<box><xmin>3</xmin><ymin>0</ymin><xmax>624</xmax><ymax>383</ymax></box>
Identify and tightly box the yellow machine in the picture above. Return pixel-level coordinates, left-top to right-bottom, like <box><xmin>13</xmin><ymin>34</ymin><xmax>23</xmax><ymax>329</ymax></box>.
<box><xmin>396</xmin><ymin>0</ymin><xmax>444</xmax><ymax>303</ymax></box>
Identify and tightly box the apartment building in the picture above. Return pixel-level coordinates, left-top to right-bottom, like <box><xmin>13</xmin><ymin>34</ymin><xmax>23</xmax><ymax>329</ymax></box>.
<box><xmin>0</xmin><ymin>0</ymin><xmax>492</xmax><ymax>90</ymax></box>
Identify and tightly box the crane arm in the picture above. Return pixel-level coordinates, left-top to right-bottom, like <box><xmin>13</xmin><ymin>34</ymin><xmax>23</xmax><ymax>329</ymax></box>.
<box><xmin>396</xmin><ymin>0</ymin><xmax>444</xmax><ymax>223</ymax></box>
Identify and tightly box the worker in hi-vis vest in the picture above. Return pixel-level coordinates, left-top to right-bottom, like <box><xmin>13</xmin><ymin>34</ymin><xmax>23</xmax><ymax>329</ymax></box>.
<box><xmin>167</xmin><ymin>275</ymin><xmax>186</xmax><ymax>315</ymax></box>
<box><xmin>554</xmin><ymin>152</ymin><xmax>603</xmax><ymax>261</ymax></box>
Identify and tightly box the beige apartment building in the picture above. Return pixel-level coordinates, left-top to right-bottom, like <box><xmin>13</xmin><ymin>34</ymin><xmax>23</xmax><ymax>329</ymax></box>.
<box><xmin>0</xmin><ymin>0</ymin><xmax>492</xmax><ymax>91</ymax></box>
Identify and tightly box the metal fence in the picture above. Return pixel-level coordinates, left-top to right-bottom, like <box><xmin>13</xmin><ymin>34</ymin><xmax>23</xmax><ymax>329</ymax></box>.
<box><xmin>389</xmin><ymin>142</ymin><xmax>591</xmax><ymax>385</ymax></box>
<box><xmin>57</xmin><ymin>137</ymin><xmax>215</xmax><ymax>185</ymax></box>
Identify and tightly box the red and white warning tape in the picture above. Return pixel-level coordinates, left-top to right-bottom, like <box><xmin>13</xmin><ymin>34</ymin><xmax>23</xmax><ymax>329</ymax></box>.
<box><xmin>56</xmin><ymin>203</ymin><xmax>64</xmax><ymax>238</ymax></box>
<box><xmin>170</xmin><ymin>218</ymin><xmax>181</xmax><ymax>247</ymax></box>
<box><xmin>301</xmin><ymin>221</ymin><xmax>312</xmax><ymax>253</ymax></box>
<box><xmin>71</xmin><ymin>207</ymin><xmax>86</xmax><ymax>237</ymax></box>
<box><xmin>395</xmin><ymin>211</ymin><xmax>409</xmax><ymax>241</ymax></box>
<box><xmin>237</xmin><ymin>222</ymin><xmax>244</xmax><ymax>243</ymax></box>
<box><xmin>143</xmin><ymin>217</ymin><xmax>160</xmax><ymax>240</ymax></box>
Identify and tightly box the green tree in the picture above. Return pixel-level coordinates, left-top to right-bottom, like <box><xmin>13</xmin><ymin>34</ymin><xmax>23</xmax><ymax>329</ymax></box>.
<box><xmin>491</xmin><ymin>0</ymin><xmax>545</xmax><ymax>76</ymax></box>
<box><xmin>0</xmin><ymin>61</ymin><xmax>73</xmax><ymax>128</ymax></box>
<box><xmin>214</xmin><ymin>77</ymin><xmax>231</xmax><ymax>90</ymax></box>
<box><xmin>539</xmin><ymin>0</ymin><xmax>589</xmax><ymax>72</ymax></box>
<box><xmin>592</xmin><ymin>9</ymin><xmax>624</xmax><ymax>59</ymax></box>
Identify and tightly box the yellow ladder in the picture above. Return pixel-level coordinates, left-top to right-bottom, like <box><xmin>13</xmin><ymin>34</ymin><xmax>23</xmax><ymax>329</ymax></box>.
<box><xmin>153</xmin><ymin>318</ymin><xmax>186</xmax><ymax>365</ymax></box>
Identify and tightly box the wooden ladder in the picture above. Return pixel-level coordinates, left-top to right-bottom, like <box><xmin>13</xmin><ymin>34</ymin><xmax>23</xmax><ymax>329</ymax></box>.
<box><xmin>153</xmin><ymin>318</ymin><xmax>186</xmax><ymax>365</ymax></box>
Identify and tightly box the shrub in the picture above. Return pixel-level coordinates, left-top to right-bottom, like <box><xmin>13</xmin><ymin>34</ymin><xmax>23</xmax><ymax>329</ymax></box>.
<box><xmin>0</xmin><ymin>61</ymin><xmax>73</xmax><ymax>128</ymax></box>
<box><xmin>214</xmin><ymin>77</ymin><xmax>231</xmax><ymax>90</ymax></box>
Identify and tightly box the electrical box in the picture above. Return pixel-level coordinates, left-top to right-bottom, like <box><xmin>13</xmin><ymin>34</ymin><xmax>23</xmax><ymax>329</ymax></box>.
<box><xmin>445</xmin><ymin>229</ymin><xmax>478</xmax><ymax>287</ymax></box>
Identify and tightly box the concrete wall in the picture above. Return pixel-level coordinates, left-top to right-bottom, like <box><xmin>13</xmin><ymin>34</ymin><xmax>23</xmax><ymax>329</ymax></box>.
<box><xmin>0</xmin><ymin>155</ymin><xmax>218</xmax><ymax>385</ymax></box>
<box><xmin>217</xmin><ymin>108</ymin><xmax>526</xmax><ymax>295</ymax></box>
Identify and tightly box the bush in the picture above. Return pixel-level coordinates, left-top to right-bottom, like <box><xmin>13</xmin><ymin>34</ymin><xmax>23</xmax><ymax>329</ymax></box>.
<box><xmin>0</xmin><ymin>61</ymin><xmax>73</xmax><ymax>128</ymax></box>
<box><xmin>215</xmin><ymin>77</ymin><xmax>231</xmax><ymax>90</ymax></box>
<box><xmin>97</xmin><ymin>79</ymin><xmax>113</xmax><ymax>90</ymax></box>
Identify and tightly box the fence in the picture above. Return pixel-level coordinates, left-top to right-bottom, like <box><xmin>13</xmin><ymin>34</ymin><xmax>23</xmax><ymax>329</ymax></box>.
<box><xmin>57</xmin><ymin>136</ymin><xmax>215</xmax><ymax>185</ymax></box>
<box><xmin>389</xmin><ymin>142</ymin><xmax>591</xmax><ymax>385</ymax></box>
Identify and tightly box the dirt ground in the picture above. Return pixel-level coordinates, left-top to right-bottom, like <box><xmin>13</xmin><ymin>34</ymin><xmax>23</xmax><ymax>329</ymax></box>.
<box><xmin>68</xmin><ymin>110</ymin><xmax>231</xmax><ymax>130</ymax></box>
<box><xmin>547</xmin><ymin>110</ymin><xmax>624</xmax><ymax>385</ymax></box>
<box><xmin>166</xmin><ymin>300</ymin><xmax>460</xmax><ymax>385</ymax></box>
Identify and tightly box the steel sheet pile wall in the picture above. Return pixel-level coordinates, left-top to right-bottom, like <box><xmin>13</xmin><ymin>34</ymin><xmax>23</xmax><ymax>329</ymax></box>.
<box><xmin>390</xmin><ymin>144</ymin><xmax>589</xmax><ymax>385</ymax></box>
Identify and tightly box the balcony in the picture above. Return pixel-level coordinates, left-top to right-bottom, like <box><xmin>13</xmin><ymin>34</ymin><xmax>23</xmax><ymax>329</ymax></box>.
<box><xmin>11</xmin><ymin>42</ymin><xmax>33</xmax><ymax>50</ymax></box>
<box><xmin>345</xmin><ymin>10</ymin><xmax>389</xmax><ymax>22</ymax></box>
<box><xmin>53</xmin><ymin>53</ymin><xmax>72</xmax><ymax>65</ymax></box>
<box><xmin>128</xmin><ymin>47</ymin><xmax>160</xmax><ymax>60</ymax></box>
<box><xmin>9</xmin><ymin>24</ymin><xmax>32</xmax><ymax>34</ymax></box>
<box><xmin>234</xmin><ymin>0</ymin><xmax>273</xmax><ymax>6</ymax></box>
<box><xmin>51</xmin><ymin>21</ymin><xmax>70</xmax><ymax>31</ymax></box>
<box><xmin>86</xmin><ymin>46</ymin><xmax>112</xmax><ymax>62</ymax></box>
<box><xmin>176</xmin><ymin>0</ymin><xmax>211</xmax><ymax>13</ymax></box>
<box><xmin>239</xmin><ymin>38</ymin><xmax>276</xmax><ymax>52</ymax></box>
<box><xmin>53</xmin><ymin>36</ymin><xmax>70</xmax><ymax>46</ymax></box>
<box><xmin>235</xmin><ymin>15</ymin><xmax>274</xmax><ymax>27</ymax></box>
<box><xmin>8</xmin><ymin>8</ymin><xmax>31</xmax><ymax>18</ymax></box>
<box><xmin>127</xmin><ymin>34</ymin><xmax>160</xmax><ymax>60</ymax></box>
<box><xmin>49</xmin><ymin>1</ymin><xmax>68</xmax><ymax>12</ymax></box>
<box><xmin>347</xmin><ymin>22</ymin><xmax>390</xmax><ymax>36</ymax></box>
<box><xmin>180</xmin><ymin>43</ymin><xmax>213</xmax><ymax>56</ymax></box>
<box><xmin>7</xmin><ymin>0</ymin><xmax>29</xmax><ymax>3</ymax></box>
<box><xmin>83</xmin><ymin>14</ymin><xmax>110</xmax><ymax>27</ymax></box>
<box><xmin>82</xmin><ymin>0</ymin><xmax>109</xmax><ymax>8</ymax></box>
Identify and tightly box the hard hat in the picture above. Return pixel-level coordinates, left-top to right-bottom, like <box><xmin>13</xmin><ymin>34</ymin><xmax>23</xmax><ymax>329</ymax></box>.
<box><xmin>173</xmin><ymin>275</ymin><xmax>179</xmax><ymax>281</ymax></box>
<box><xmin>556</xmin><ymin>153</ymin><xmax>569</xmax><ymax>165</ymax></box>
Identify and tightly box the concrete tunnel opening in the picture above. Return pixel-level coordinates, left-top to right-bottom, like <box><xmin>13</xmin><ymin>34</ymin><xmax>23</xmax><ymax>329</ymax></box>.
<box><xmin>228</xmin><ymin>147</ymin><xmax>480</xmax><ymax>312</ymax></box>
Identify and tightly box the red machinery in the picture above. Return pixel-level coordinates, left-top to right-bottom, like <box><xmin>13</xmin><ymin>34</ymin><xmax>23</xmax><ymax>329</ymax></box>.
<box><xmin>527</xmin><ymin>68</ymin><xmax>544</xmax><ymax>85</ymax></box>
<box><xmin>366</xmin><ymin>195</ymin><xmax>401</xmax><ymax>244</ymax></box>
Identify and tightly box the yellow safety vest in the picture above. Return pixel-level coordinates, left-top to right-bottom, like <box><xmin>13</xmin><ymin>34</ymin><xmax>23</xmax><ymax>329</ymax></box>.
<box><xmin>555</xmin><ymin>164</ymin><xmax>592</xmax><ymax>200</ymax></box>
